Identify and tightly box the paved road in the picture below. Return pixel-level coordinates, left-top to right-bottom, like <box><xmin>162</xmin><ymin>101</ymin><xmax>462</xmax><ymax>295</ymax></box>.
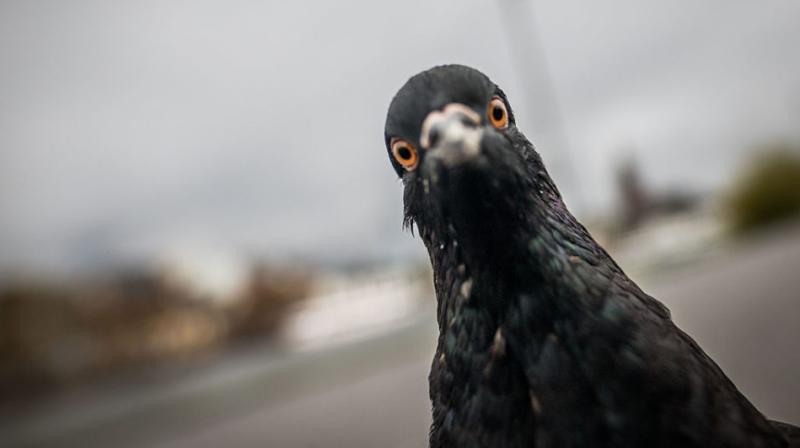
<box><xmin>4</xmin><ymin>228</ymin><xmax>800</xmax><ymax>448</ymax></box>
<box><xmin>154</xmin><ymin>359</ymin><xmax>433</xmax><ymax>448</ymax></box>
<box><xmin>650</xmin><ymin>230</ymin><xmax>800</xmax><ymax>425</ymax></box>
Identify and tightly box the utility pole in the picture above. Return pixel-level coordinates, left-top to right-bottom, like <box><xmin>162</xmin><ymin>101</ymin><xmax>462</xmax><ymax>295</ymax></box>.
<box><xmin>496</xmin><ymin>0</ymin><xmax>586</xmax><ymax>217</ymax></box>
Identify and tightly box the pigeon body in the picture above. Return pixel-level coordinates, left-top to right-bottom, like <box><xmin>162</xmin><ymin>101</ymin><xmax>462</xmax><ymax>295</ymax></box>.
<box><xmin>383</xmin><ymin>65</ymin><xmax>798</xmax><ymax>448</ymax></box>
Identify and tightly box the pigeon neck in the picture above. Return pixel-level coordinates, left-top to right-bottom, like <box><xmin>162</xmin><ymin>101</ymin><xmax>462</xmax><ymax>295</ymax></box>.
<box><xmin>422</xmin><ymin>190</ymin><xmax>580</xmax><ymax>324</ymax></box>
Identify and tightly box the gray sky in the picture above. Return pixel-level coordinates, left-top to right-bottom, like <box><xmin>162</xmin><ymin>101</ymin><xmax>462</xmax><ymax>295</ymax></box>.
<box><xmin>1</xmin><ymin>1</ymin><xmax>799</xmax><ymax>274</ymax></box>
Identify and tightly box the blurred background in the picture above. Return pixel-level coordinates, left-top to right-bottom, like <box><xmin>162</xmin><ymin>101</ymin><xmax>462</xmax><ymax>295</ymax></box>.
<box><xmin>1</xmin><ymin>1</ymin><xmax>800</xmax><ymax>447</ymax></box>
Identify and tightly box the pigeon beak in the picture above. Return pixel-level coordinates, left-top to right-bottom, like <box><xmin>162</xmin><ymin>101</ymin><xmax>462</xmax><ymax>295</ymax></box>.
<box><xmin>420</xmin><ymin>103</ymin><xmax>484</xmax><ymax>168</ymax></box>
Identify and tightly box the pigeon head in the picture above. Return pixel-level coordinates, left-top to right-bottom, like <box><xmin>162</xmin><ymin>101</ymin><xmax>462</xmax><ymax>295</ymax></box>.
<box><xmin>384</xmin><ymin>65</ymin><xmax>560</xmax><ymax>271</ymax></box>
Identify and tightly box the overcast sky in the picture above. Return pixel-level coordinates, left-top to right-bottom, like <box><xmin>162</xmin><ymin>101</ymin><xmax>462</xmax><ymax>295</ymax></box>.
<box><xmin>1</xmin><ymin>1</ymin><xmax>799</xmax><ymax>275</ymax></box>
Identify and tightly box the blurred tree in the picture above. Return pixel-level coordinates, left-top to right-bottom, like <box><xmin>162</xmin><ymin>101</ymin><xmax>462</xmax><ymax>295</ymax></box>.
<box><xmin>726</xmin><ymin>145</ymin><xmax>800</xmax><ymax>234</ymax></box>
<box><xmin>229</xmin><ymin>264</ymin><xmax>312</xmax><ymax>339</ymax></box>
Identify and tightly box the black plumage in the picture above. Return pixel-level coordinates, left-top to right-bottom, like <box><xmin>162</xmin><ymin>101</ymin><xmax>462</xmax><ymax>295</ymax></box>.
<box><xmin>383</xmin><ymin>65</ymin><xmax>799</xmax><ymax>448</ymax></box>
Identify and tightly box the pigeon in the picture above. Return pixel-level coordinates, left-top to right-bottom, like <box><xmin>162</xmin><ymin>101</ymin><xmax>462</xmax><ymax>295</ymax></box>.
<box><xmin>383</xmin><ymin>64</ymin><xmax>799</xmax><ymax>448</ymax></box>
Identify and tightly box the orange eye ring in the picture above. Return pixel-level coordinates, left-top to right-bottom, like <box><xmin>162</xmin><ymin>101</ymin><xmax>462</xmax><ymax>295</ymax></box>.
<box><xmin>391</xmin><ymin>138</ymin><xmax>419</xmax><ymax>171</ymax></box>
<box><xmin>488</xmin><ymin>97</ymin><xmax>509</xmax><ymax>129</ymax></box>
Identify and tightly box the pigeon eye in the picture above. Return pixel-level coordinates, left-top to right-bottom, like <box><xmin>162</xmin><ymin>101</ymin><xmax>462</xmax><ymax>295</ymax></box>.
<box><xmin>391</xmin><ymin>139</ymin><xmax>419</xmax><ymax>171</ymax></box>
<box><xmin>488</xmin><ymin>97</ymin><xmax>509</xmax><ymax>129</ymax></box>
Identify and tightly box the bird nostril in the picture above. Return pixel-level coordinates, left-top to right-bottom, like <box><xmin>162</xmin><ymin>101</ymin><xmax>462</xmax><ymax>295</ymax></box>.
<box><xmin>428</xmin><ymin>126</ymin><xmax>441</xmax><ymax>148</ymax></box>
<box><xmin>458</xmin><ymin>115</ymin><xmax>477</xmax><ymax>128</ymax></box>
